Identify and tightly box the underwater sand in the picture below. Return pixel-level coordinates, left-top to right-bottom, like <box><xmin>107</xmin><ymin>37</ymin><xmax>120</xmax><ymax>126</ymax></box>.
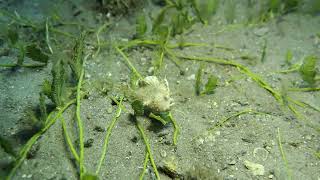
<box><xmin>0</xmin><ymin>0</ymin><xmax>319</xmax><ymax>179</ymax></box>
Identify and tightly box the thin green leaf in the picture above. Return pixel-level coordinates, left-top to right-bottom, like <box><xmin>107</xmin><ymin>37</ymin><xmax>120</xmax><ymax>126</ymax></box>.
<box><xmin>149</xmin><ymin>112</ymin><xmax>168</xmax><ymax>125</ymax></box>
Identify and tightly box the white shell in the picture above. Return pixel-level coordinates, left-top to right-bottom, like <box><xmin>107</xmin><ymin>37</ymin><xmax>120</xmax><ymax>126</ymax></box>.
<box><xmin>135</xmin><ymin>76</ymin><xmax>173</xmax><ymax>112</ymax></box>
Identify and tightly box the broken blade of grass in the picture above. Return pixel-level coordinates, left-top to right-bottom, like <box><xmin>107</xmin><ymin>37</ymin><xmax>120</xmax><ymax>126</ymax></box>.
<box><xmin>167</xmin><ymin>42</ymin><xmax>211</xmax><ymax>49</ymax></box>
<box><xmin>70</xmin><ymin>32</ymin><xmax>88</xmax><ymax>174</ymax></box>
<box><xmin>276</xmin><ymin>63</ymin><xmax>300</xmax><ymax>74</ymax></box>
<box><xmin>115</xmin><ymin>46</ymin><xmax>143</xmax><ymax>80</ymax></box>
<box><xmin>195</xmin><ymin>63</ymin><xmax>204</xmax><ymax>95</ymax></box>
<box><xmin>167</xmin><ymin>41</ymin><xmax>236</xmax><ymax>52</ymax></box>
<box><xmin>139</xmin><ymin>151</ymin><xmax>149</xmax><ymax>180</ymax></box>
<box><xmin>287</xmin><ymin>103</ymin><xmax>304</xmax><ymax>120</ymax></box>
<box><xmin>163</xmin><ymin>49</ymin><xmax>182</xmax><ymax>71</ymax></box>
<box><xmin>109</xmin><ymin>96</ymin><xmax>128</xmax><ymax>113</ymax></box>
<box><xmin>285</xmin><ymin>97</ymin><xmax>320</xmax><ymax>131</ymax></box>
<box><xmin>136</xmin><ymin>119</ymin><xmax>160</xmax><ymax>179</ymax></box>
<box><xmin>287</xmin><ymin>98</ymin><xmax>320</xmax><ymax>119</ymax></box>
<box><xmin>81</xmin><ymin>173</ymin><xmax>99</xmax><ymax>180</ymax></box>
<box><xmin>54</xmin><ymin>20</ymin><xmax>96</xmax><ymax>32</ymax></box>
<box><xmin>193</xmin><ymin>109</ymin><xmax>267</xmax><ymax>141</ymax></box>
<box><xmin>76</xmin><ymin>67</ymin><xmax>85</xmax><ymax>178</ymax></box>
<box><xmin>0</xmin><ymin>63</ymin><xmax>46</xmax><ymax>68</ymax></box>
<box><xmin>149</xmin><ymin>112</ymin><xmax>168</xmax><ymax>125</ymax></box>
<box><xmin>50</xmin><ymin>28</ymin><xmax>77</xmax><ymax>38</ymax></box>
<box><xmin>286</xmin><ymin>97</ymin><xmax>306</xmax><ymax>108</ymax></box>
<box><xmin>260</xmin><ymin>39</ymin><xmax>267</xmax><ymax>63</ymax></box>
<box><xmin>45</xmin><ymin>18</ymin><xmax>53</xmax><ymax>54</ymax></box>
<box><xmin>168</xmin><ymin>112</ymin><xmax>179</xmax><ymax>146</ymax></box>
<box><xmin>277</xmin><ymin>128</ymin><xmax>292</xmax><ymax>180</ymax></box>
<box><xmin>177</xmin><ymin>54</ymin><xmax>283</xmax><ymax>102</ymax></box>
<box><xmin>119</xmin><ymin>39</ymin><xmax>160</xmax><ymax>51</ymax></box>
<box><xmin>96</xmin><ymin>97</ymin><xmax>123</xmax><ymax>175</ymax></box>
<box><xmin>177</xmin><ymin>55</ymin><xmax>318</xmax><ymax>124</ymax></box>
<box><xmin>7</xmin><ymin>99</ymin><xmax>76</xmax><ymax>180</ymax></box>
<box><xmin>212</xmin><ymin>23</ymin><xmax>252</xmax><ymax>36</ymax></box>
<box><xmin>207</xmin><ymin>109</ymin><xmax>264</xmax><ymax>132</ymax></box>
<box><xmin>288</xmin><ymin>87</ymin><xmax>320</xmax><ymax>92</ymax></box>
<box><xmin>61</xmin><ymin>115</ymin><xmax>80</xmax><ymax>163</ymax></box>
<box><xmin>156</xmin><ymin>48</ymin><xmax>165</xmax><ymax>72</ymax></box>
<box><xmin>300</xmin><ymin>101</ymin><xmax>320</xmax><ymax>113</ymax></box>
<box><xmin>93</xmin><ymin>22</ymin><xmax>110</xmax><ymax>58</ymax></box>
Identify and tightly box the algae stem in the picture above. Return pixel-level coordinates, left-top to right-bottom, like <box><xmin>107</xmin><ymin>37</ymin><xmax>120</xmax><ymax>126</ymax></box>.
<box><xmin>177</xmin><ymin>55</ymin><xmax>285</xmax><ymax>107</ymax></box>
<box><xmin>139</xmin><ymin>151</ymin><xmax>149</xmax><ymax>180</ymax></box>
<box><xmin>0</xmin><ymin>63</ymin><xmax>46</xmax><ymax>68</ymax></box>
<box><xmin>136</xmin><ymin>120</ymin><xmax>160</xmax><ymax>179</ymax></box>
<box><xmin>109</xmin><ymin>96</ymin><xmax>128</xmax><ymax>113</ymax></box>
<box><xmin>288</xmin><ymin>87</ymin><xmax>320</xmax><ymax>92</ymax></box>
<box><xmin>7</xmin><ymin>99</ymin><xmax>76</xmax><ymax>180</ymax></box>
<box><xmin>277</xmin><ymin>128</ymin><xmax>292</xmax><ymax>180</ymax></box>
<box><xmin>96</xmin><ymin>97</ymin><xmax>123</xmax><ymax>175</ymax></box>
<box><xmin>45</xmin><ymin>18</ymin><xmax>53</xmax><ymax>54</ymax></box>
<box><xmin>93</xmin><ymin>22</ymin><xmax>110</xmax><ymax>58</ymax></box>
<box><xmin>50</xmin><ymin>28</ymin><xmax>77</xmax><ymax>38</ymax></box>
<box><xmin>169</xmin><ymin>112</ymin><xmax>179</xmax><ymax>146</ymax></box>
<box><xmin>76</xmin><ymin>68</ymin><xmax>85</xmax><ymax>178</ymax></box>
<box><xmin>61</xmin><ymin>116</ymin><xmax>80</xmax><ymax>162</ymax></box>
<box><xmin>115</xmin><ymin>46</ymin><xmax>143</xmax><ymax>80</ymax></box>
